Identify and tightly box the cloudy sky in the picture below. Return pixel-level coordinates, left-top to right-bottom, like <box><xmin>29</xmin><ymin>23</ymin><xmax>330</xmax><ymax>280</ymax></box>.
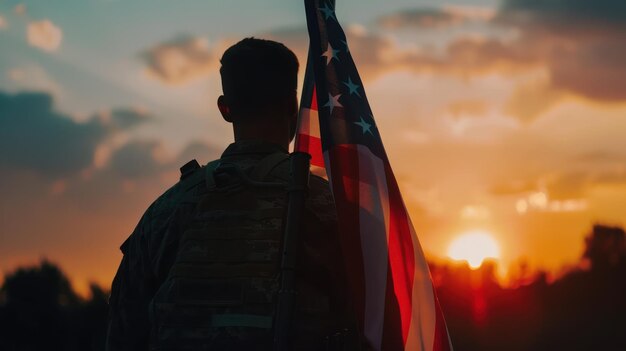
<box><xmin>1</xmin><ymin>0</ymin><xmax>625</xmax><ymax>294</ymax></box>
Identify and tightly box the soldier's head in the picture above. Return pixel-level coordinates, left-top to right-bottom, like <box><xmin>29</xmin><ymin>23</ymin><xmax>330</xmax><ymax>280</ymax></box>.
<box><xmin>218</xmin><ymin>38</ymin><xmax>299</xmax><ymax>149</ymax></box>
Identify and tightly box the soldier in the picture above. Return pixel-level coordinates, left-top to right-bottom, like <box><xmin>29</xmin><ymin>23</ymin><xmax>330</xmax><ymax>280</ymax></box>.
<box><xmin>106</xmin><ymin>38</ymin><xmax>360</xmax><ymax>350</ymax></box>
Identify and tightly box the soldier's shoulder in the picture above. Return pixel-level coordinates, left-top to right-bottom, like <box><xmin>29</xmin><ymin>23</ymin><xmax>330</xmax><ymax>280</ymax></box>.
<box><xmin>145</xmin><ymin>159</ymin><xmax>216</xmax><ymax>220</ymax></box>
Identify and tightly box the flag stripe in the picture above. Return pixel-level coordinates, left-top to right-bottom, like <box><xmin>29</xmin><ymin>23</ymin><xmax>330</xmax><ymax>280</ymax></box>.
<box><xmin>404</xmin><ymin>212</ymin><xmax>437</xmax><ymax>350</ymax></box>
<box><xmin>382</xmin><ymin>162</ymin><xmax>416</xmax><ymax>347</ymax></box>
<box><xmin>296</xmin><ymin>133</ymin><xmax>324</xmax><ymax>167</ymax></box>
<box><xmin>432</xmin><ymin>287</ymin><xmax>453</xmax><ymax>351</ymax></box>
<box><xmin>325</xmin><ymin>145</ymin><xmax>367</xmax><ymax>330</ymax></box>
<box><xmin>356</xmin><ymin>144</ymin><xmax>390</xmax><ymax>350</ymax></box>
<box><xmin>299</xmin><ymin>108</ymin><xmax>321</xmax><ymax>138</ymax></box>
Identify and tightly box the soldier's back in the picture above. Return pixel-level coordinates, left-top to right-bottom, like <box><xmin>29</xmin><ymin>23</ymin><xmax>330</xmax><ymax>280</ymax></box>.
<box><xmin>146</xmin><ymin>141</ymin><xmax>356</xmax><ymax>350</ymax></box>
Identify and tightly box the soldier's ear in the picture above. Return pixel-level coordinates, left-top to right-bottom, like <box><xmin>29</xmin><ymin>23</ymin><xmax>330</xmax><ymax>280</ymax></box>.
<box><xmin>217</xmin><ymin>95</ymin><xmax>233</xmax><ymax>123</ymax></box>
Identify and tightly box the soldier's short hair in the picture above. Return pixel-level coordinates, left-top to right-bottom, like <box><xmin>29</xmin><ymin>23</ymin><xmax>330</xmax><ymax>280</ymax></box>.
<box><xmin>220</xmin><ymin>37</ymin><xmax>299</xmax><ymax>113</ymax></box>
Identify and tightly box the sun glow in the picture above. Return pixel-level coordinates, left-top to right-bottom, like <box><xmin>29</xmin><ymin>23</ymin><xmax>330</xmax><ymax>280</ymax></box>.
<box><xmin>447</xmin><ymin>230</ymin><xmax>500</xmax><ymax>269</ymax></box>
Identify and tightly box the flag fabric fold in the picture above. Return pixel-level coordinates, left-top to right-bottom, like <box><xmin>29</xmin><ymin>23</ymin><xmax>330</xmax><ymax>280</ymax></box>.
<box><xmin>295</xmin><ymin>1</ymin><xmax>454</xmax><ymax>350</ymax></box>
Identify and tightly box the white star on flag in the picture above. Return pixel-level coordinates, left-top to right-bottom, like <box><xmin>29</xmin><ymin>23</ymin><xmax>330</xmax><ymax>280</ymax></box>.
<box><xmin>324</xmin><ymin>93</ymin><xmax>343</xmax><ymax>114</ymax></box>
<box><xmin>343</xmin><ymin>77</ymin><xmax>361</xmax><ymax>97</ymax></box>
<box><xmin>321</xmin><ymin>43</ymin><xmax>340</xmax><ymax>65</ymax></box>
<box><xmin>354</xmin><ymin>116</ymin><xmax>373</xmax><ymax>135</ymax></box>
<box><xmin>319</xmin><ymin>3</ymin><xmax>336</xmax><ymax>21</ymax></box>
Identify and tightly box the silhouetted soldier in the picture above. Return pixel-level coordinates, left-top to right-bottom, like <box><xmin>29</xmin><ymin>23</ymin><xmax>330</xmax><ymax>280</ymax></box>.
<box><xmin>106</xmin><ymin>38</ymin><xmax>359</xmax><ymax>351</ymax></box>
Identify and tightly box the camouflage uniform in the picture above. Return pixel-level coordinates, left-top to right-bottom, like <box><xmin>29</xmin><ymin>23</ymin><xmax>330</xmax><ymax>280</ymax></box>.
<box><xmin>106</xmin><ymin>140</ymin><xmax>357</xmax><ymax>350</ymax></box>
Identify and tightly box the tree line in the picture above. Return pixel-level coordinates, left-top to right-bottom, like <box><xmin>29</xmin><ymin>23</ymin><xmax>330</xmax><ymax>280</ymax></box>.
<box><xmin>1</xmin><ymin>224</ymin><xmax>624</xmax><ymax>350</ymax></box>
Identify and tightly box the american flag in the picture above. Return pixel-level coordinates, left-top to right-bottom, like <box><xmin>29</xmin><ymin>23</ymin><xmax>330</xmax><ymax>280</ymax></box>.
<box><xmin>294</xmin><ymin>1</ymin><xmax>454</xmax><ymax>350</ymax></box>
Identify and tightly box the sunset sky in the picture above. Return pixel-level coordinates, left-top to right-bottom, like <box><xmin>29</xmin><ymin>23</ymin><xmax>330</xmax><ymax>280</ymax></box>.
<box><xmin>1</xmin><ymin>0</ymin><xmax>626</xmax><ymax>295</ymax></box>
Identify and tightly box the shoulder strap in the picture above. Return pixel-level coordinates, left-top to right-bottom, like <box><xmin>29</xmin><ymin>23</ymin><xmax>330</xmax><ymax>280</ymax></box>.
<box><xmin>204</xmin><ymin>159</ymin><xmax>222</xmax><ymax>190</ymax></box>
<box><xmin>179</xmin><ymin>159</ymin><xmax>201</xmax><ymax>180</ymax></box>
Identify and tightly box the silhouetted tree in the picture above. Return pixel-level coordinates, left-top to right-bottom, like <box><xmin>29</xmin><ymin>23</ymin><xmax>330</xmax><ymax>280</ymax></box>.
<box><xmin>0</xmin><ymin>260</ymin><xmax>109</xmax><ymax>351</ymax></box>
<box><xmin>583</xmin><ymin>224</ymin><xmax>626</xmax><ymax>271</ymax></box>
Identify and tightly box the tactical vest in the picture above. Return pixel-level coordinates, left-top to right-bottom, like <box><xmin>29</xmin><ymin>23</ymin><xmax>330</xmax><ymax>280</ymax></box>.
<box><xmin>149</xmin><ymin>153</ymin><xmax>341</xmax><ymax>351</ymax></box>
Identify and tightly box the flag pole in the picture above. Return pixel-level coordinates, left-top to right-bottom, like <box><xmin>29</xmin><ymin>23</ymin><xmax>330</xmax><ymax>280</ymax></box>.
<box><xmin>273</xmin><ymin>151</ymin><xmax>311</xmax><ymax>351</ymax></box>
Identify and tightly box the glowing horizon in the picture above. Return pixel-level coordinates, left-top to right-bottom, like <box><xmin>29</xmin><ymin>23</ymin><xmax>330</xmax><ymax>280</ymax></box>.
<box><xmin>447</xmin><ymin>230</ymin><xmax>501</xmax><ymax>269</ymax></box>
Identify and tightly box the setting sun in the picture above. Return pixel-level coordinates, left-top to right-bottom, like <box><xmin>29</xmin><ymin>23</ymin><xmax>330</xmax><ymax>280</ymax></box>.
<box><xmin>447</xmin><ymin>230</ymin><xmax>501</xmax><ymax>269</ymax></box>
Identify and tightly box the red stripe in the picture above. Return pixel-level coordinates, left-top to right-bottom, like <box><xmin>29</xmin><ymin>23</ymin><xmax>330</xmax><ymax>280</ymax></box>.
<box><xmin>327</xmin><ymin>144</ymin><xmax>367</xmax><ymax>334</ymax></box>
<box><xmin>381</xmin><ymin>163</ymin><xmax>416</xmax><ymax>348</ymax></box>
<box><xmin>328</xmin><ymin>145</ymin><xmax>360</xmax><ymax>179</ymax></box>
<box><xmin>295</xmin><ymin>133</ymin><xmax>324</xmax><ymax>167</ymax></box>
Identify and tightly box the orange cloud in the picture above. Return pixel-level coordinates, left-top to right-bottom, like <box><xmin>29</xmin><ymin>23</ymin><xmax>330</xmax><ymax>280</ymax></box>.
<box><xmin>446</xmin><ymin>99</ymin><xmax>489</xmax><ymax>119</ymax></box>
<box><xmin>515</xmin><ymin>191</ymin><xmax>587</xmax><ymax>214</ymax></box>
<box><xmin>141</xmin><ymin>36</ymin><xmax>219</xmax><ymax>85</ymax></box>
<box><xmin>491</xmin><ymin>165</ymin><xmax>626</xmax><ymax>216</ymax></box>
<box><xmin>14</xmin><ymin>4</ymin><xmax>26</xmax><ymax>16</ymax></box>
<box><xmin>27</xmin><ymin>20</ymin><xmax>63</xmax><ymax>52</ymax></box>
<box><xmin>505</xmin><ymin>76</ymin><xmax>564</xmax><ymax>123</ymax></box>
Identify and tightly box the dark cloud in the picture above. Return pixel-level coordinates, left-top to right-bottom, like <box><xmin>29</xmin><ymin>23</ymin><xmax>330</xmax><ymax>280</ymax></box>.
<box><xmin>108</xmin><ymin>140</ymin><xmax>165</xmax><ymax>178</ymax></box>
<box><xmin>106</xmin><ymin>139</ymin><xmax>220</xmax><ymax>179</ymax></box>
<box><xmin>504</xmin><ymin>78</ymin><xmax>563</xmax><ymax>123</ymax></box>
<box><xmin>352</xmin><ymin>0</ymin><xmax>626</xmax><ymax>106</ymax></box>
<box><xmin>0</xmin><ymin>92</ymin><xmax>106</xmax><ymax>177</ymax></box>
<box><xmin>377</xmin><ymin>9</ymin><xmax>465</xmax><ymax>29</ymax></box>
<box><xmin>404</xmin><ymin>37</ymin><xmax>538</xmax><ymax>77</ymax></box>
<box><xmin>377</xmin><ymin>6</ymin><xmax>495</xmax><ymax>30</ymax></box>
<box><xmin>0</xmin><ymin>91</ymin><xmax>150</xmax><ymax>177</ymax></box>
<box><xmin>498</xmin><ymin>0</ymin><xmax>626</xmax><ymax>35</ymax></box>
<box><xmin>104</xmin><ymin>108</ymin><xmax>151</xmax><ymax>129</ymax></box>
<box><xmin>141</xmin><ymin>35</ymin><xmax>219</xmax><ymax>85</ymax></box>
<box><xmin>547</xmin><ymin>40</ymin><xmax>626</xmax><ymax>101</ymax></box>
<box><xmin>495</xmin><ymin>0</ymin><xmax>626</xmax><ymax>101</ymax></box>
